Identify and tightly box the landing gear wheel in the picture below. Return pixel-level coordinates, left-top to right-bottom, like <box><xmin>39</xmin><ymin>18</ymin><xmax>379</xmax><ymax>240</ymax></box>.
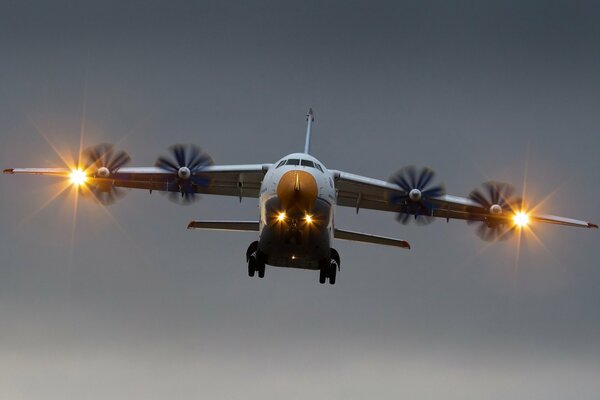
<box><xmin>319</xmin><ymin>268</ymin><xmax>326</xmax><ymax>284</ymax></box>
<box><xmin>328</xmin><ymin>263</ymin><xmax>337</xmax><ymax>285</ymax></box>
<box><xmin>318</xmin><ymin>260</ymin><xmax>328</xmax><ymax>284</ymax></box>
<box><xmin>248</xmin><ymin>251</ymin><xmax>266</xmax><ymax>279</ymax></box>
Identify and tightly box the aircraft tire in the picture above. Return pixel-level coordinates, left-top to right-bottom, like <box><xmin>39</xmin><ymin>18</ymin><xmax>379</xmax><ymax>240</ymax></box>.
<box><xmin>248</xmin><ymin>259</ymin><xmax>256</xmax><ymax>277</ymax></box>
<box><xmin>319</xmin><ymin>269</ymin><xmax>326</xmax><ymax>284</ymax></box>
<box><xmin>328</xmin><ymin>264</ymin><xmax>337</xmax><ymax>285</ymax></box>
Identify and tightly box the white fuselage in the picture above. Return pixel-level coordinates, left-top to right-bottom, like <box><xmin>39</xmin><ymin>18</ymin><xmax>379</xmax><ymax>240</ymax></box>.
<box><xmin>257</xmin><ymin>153</ymin><xmax>335</xmax><ymax>269</ymax></box>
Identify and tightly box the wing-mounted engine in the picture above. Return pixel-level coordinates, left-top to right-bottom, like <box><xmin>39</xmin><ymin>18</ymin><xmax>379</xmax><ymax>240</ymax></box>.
<box><xmin>155</xmin><ymin>144</ymin><xmax>214</xmax><ymax>205</ymax></box>
<box><xmin>467</xmin><ymin>181</ymin><xmax>523</xmax><ymax>241</ymax></box>
<box><xmin>388</xmin><ymin>166</ymin><xmax>446</xmax><ymax>225</ymax></box>
<box><xmin>81</xmin><ymin>143</ymin><xmax>131</xmax><ymax>205</ymax></box>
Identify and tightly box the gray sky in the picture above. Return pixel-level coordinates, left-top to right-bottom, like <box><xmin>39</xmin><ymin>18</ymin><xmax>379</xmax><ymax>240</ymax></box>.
<box><xmin>1</xmin><ymin>1</ymin><xmax>599</xmax><ymax>399</ymax></box>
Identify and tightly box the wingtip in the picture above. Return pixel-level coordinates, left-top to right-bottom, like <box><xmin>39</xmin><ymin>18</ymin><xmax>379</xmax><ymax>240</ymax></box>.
<box><xmin>3</xmin><ymin>168</ymin><xmax>14</xmax><ymax>174</ymax></box>
<box><xmin>403</xmin><ymin>241</ymin><xmax>411</xmax><ymax>250</ymax></box>
<box><xmin>589</xmin><ymin>223</ymin><xmax>599</xmax><ymax>229</ymax></box>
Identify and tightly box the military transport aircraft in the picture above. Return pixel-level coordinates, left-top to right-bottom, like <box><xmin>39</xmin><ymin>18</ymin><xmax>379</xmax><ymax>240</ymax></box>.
<box><xmin>4</xmin><ymin>109</ymin><xmax>597</xmax><ymax>284</ymax></box>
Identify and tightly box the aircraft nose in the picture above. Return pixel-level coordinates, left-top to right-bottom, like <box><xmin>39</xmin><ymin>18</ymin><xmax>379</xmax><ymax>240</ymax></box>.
<box><xmin>277</xmin><ymin>170</ymin><xmax>318</xmax><ymax>212</ymax></box>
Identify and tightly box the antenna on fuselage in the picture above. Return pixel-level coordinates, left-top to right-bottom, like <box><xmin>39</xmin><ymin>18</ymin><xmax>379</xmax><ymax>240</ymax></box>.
<box><xmin>304</xmin><ymin>108</ymin><xmax>314</xmax><ymax>154</ymax></box>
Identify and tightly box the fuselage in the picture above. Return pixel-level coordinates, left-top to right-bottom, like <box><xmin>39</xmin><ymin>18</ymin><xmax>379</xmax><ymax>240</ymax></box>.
<box><xmin>258</xmin><ymin>153</ymin><xmax>335</xmax><ymax>269</ymax></box>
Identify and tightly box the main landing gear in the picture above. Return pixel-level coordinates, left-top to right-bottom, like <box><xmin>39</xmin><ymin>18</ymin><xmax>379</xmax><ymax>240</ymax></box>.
<box><xmin>319</xmin><ymin>249</ymin><xmax>340</xmax><ymax>285</ymax></box>
<box><xmin>246</xmin><ymin>241</ymin><xmax>265</xmax><ymax>278</ymax></box>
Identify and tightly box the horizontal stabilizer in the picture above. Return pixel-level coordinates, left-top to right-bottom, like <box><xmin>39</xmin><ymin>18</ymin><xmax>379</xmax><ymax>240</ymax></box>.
<box><xmin>334</xmin><ymin>228</ymin><xmax>410</xmax><ymax>249</ymax></box>
<box><xmin>187</xmin><ymin>220</ymin><xmax>259</xmax><ymax>232</ymax></box>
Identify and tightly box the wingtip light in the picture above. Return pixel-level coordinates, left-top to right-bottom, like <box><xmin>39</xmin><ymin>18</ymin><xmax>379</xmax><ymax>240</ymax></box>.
<box><xmin>69</xmin><ymin>169</ymin><xmax>87</xmax><ymax>186</ymax></box>
<box><xmin>513</xmin><ymin>211</ymin><xmax>529</xmax><ymax>227</ymax></box>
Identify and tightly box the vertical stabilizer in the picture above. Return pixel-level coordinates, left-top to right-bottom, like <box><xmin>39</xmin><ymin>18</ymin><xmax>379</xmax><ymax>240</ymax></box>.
<box><xmin>304</xmin><ymin>108</ymin><xmax>314</xmax><ymax>154</ymax></box>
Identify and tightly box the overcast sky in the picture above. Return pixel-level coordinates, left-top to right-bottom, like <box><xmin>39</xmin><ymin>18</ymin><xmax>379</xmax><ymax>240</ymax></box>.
<box><xmin>1</xmin><ymin>1</ymin><xmax>599</xmax><ymax>399</ymax></box>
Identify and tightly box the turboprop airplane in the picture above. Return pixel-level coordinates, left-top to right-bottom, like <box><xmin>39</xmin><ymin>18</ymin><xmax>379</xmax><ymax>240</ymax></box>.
<box><xmin>3</xmin><ymin>109</ymin><xmax>597</xmax><ymax>284</ymax></box>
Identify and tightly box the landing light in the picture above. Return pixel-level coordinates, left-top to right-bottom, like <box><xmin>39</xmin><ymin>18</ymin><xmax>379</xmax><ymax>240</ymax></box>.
<box><xmin>513</xmin><ymin>212</ymin><xmax>529</xmax><ymax>227</ymax></box>
<box><xmin>70</xmin><ymin>169</ymin><xmax>87</xmax><ymax>186</ymax></box>
<box><xmin>305</xmin><ymin>214</ymin><xmax>313</xmax><ymax>224</ymax></box>
<box><xmin>277</xmin><ymin>212</ymin><xmax>287</xmax><ymax>222</ymax></box>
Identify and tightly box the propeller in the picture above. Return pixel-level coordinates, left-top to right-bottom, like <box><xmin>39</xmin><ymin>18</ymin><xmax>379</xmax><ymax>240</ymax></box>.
<box><xmin>81</xmin><ymin>144</ymin><xmax>131</xmax><ymax>205</ymax></box>
<box><xmin>155</xmin><ymin>144</ymin><xmax>214</xmax><ymax>205</ymax></box>
<box><xmin>468</xmin><ymin>181</ymin><xmax>522</xmax><ymax>241</ymax></box>
<box><xmin>388</xmin><ymin>166</ymin><xmax>446</xmax><ymax>225</ymax></box>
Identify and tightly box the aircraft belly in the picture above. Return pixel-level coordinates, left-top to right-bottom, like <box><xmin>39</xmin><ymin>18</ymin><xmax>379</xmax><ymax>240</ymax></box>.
<box><xmin>259</xmin><ymin>225</ymin><xmax>330</xmax><ymax>269</ymax></box>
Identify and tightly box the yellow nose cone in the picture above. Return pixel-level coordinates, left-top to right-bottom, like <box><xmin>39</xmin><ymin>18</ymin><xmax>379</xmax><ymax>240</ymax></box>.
<box><xmin>277</xmin><ymin>170</ymin><xmax>318</xmax><ymax>212</ymax></box>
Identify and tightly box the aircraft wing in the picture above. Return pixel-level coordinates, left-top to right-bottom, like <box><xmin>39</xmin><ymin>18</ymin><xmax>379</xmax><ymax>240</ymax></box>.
<box><xmin>330</xmin><ymin>170</ymin><xmax>598</xmax><ymax>229</ymax></box>
<box><xmin>3</xmin><ymin>164</ymin><xmax>271</xmax><ymax>199</ymax></box>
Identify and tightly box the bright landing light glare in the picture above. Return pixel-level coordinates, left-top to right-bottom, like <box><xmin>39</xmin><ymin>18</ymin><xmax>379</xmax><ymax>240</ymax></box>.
<box><xmin>70</xmin><ymin>169</ymin><xmax>87</xmax><ymax>186</ymax></box>
<box><xmin>305</xmin><ymin>214</ymin><xmax>313</xmax><ymax>224</ymax></box>
<box><xmin>277</xmin><ymin>212</ymin><xmax>286</xmax><ymax>222</ymax></box>
<box><xmin>513</xmin><ymin>211</ymin><xmax>529</xmax><ymax>227</ymax></box>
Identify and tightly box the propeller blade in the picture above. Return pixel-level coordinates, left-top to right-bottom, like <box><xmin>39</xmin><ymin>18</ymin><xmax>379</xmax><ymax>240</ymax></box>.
<box><xmin>80</xmin><ymin>144</ymin><xmax>131</xmax><ymax>205</ymax></box>
<box><xmin>155</xmin><ymin>156</ymin><xmax>179</xmax><ymax>172</ymax></box>
<box><xmin>423</xmin><ymin>184</ymin><xmax>445</xmax><ymax>198</ymax></box>
<box><xmin>155</xmin><ymin>144</ymin><xmax>214</xmax><ymax>206</ymax></box>
<box><xmin>416</xmin><ymin>168</ymin><xmax>434</xmax><ymax>189</ymax></box>
<box><xmin>109</xmin><ymin>151</ymin><xmax>131</xmax><ymax>171</ymax></box>
<box><xmin>388</xmin><ymin>166</ymin><xmax>446</xmax><ymax>226</ymax></box>
<box><xmin>468</xmin><ymin>181</ymin><xmax>521</xmax><ymax>241</ymax></box>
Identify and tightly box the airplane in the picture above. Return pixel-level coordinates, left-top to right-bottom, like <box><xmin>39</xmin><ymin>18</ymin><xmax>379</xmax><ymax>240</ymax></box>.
<box><xmin>3</xmin><ymin>109</ymin><xmax>597</xmax><ymax>285</ymax></box>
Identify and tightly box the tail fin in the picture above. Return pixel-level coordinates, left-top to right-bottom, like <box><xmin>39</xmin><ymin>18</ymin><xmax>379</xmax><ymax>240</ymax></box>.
<box><xmin>303</xmin><ymin>108</ymin><xmax>314</xmax><ymax>154</ymax></box>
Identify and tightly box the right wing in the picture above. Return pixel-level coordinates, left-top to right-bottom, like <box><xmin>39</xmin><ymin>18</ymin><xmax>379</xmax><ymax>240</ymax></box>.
<box><xmin>330</xmin><ymin>169</ymin><xmax>598</xmax><ymax>229</ymax></box>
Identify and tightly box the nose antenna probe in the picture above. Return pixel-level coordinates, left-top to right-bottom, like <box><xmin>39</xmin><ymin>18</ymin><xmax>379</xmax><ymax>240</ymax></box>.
<box><xmin>304</xmin><ymin>108</ymin><xmax>314</xmax><ymax>154</ymax></box>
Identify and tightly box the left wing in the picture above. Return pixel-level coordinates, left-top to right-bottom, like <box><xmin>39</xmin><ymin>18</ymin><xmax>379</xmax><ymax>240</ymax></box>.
<box><xmin>4</xmin><ymin>164</ymin><xmax>271</xmax><ymax>200</ymax></box>
<box><xmin>331</xmin><ymin>170</ymin><xmax>598</xmax><ymax>229</ymax></box>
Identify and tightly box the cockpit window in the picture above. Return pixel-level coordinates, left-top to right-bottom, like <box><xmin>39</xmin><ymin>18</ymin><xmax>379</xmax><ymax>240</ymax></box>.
<box><xmin>277</xmin><ymin>158</ymin><xmax>323</xmax><ymax>171</ymax></box>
